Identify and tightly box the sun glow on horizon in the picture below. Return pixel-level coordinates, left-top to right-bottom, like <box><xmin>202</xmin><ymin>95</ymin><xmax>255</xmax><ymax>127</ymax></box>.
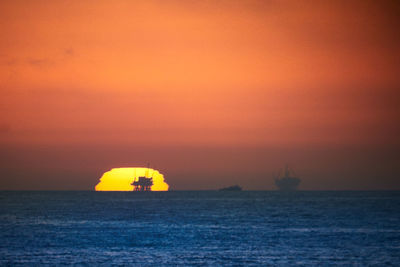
<box><xmin>95</xmin><ymin>167</ymin><xmax>169</xmax><ymax>191</ymax></box>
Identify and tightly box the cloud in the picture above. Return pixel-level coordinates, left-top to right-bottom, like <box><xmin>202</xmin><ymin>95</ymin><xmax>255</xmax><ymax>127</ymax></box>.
<box><xmin>64</xmin><ymin>48</ymin><xmax>74</xmax><ymax>57</ymax></box>
<box><xmin>5</xmin><ymin>59</ymin><xmax>17</xmax><ymax>66</ymax></box>
<box><xmin>26</xmin><ymin>58</ymin><xmax>53</xmax><ymax>67</ymax></box>
<box><xmin>1</xmin><ymin>48</ymin><xmax>75</xmax><ymax>69</ymax></box>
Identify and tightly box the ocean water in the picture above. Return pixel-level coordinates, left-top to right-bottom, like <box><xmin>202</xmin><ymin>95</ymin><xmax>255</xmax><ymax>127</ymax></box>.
<box><xmin>1</xmin><ymin>191</ymin><xmax>399</xmax><ymax>266</ymax></box>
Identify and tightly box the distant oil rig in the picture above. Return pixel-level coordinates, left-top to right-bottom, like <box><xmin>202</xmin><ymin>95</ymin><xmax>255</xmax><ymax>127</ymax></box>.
<box><xmin>275</xmin><ymin>165</ymin><xmax>301</xmax><ymax>191</ymax></box>
<box><xmin>131</xmin><ymin>168</ymin><xmax>153</xmax><ymax>191</ymax></box>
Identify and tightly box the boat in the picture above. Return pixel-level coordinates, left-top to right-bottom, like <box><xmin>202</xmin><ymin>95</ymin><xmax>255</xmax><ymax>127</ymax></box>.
<box><xmin>219</xmin><ymin>185</ymin><xmax>242</xmax><ymax>191</ymax></box>
<box><xmin>275</xmin><ymin>165</ymin><xmax>301</xmax><ymax>191</ymax></box>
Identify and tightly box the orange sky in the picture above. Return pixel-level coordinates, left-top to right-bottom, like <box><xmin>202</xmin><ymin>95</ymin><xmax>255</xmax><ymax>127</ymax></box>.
<box><xmin>0</xmin><ymin>0</ymin><xmax>399</xmax><ymax>190</ymax></box>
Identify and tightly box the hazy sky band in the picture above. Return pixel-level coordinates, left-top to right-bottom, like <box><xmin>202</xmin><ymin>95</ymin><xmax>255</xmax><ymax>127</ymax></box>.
<box><xmin>0</xmin><ymin>0</ymin><xmax>399</xmax><ymax>190</ymax></box>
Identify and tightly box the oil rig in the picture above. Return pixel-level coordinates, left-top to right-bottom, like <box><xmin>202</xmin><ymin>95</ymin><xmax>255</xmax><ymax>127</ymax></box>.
<box><xmin>131</xmin><ymin>168</ymin><xmax>153</xmax><ymax>191</ymax></box>
<box><xmin>275</xmin><ymin>165</ymin><xmax>301</xmax><ymax>191</ymax></box>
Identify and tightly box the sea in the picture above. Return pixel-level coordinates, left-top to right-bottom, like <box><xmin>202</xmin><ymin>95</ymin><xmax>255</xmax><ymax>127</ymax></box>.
<box><xmin>1</xmin><ymin>191</ymin><xmax>399</xmax><ymax>266</ymax></box>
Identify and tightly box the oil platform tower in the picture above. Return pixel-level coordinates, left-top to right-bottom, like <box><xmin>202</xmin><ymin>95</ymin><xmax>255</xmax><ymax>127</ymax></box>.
<box><xmin>131</xmin><ymin>168</ymin><xmax>153</xmax><ymax>191</ymax></box>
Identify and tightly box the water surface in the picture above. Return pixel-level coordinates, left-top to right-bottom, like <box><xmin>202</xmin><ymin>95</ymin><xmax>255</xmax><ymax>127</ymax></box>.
<box><xmin>1</xmin><ymin>191</ymin><xmax>399</xmax><ymax>265</ymax></box>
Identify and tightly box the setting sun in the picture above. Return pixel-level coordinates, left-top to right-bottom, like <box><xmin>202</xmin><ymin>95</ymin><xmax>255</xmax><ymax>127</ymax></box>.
<box><xmin>95</xmin><ymin>167</ymin><xmax>169</xmax><ymax>191</ymax></box>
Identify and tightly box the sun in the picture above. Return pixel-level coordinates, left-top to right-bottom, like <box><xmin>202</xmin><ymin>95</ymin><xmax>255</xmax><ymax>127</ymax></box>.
<box><xmin>95</xmin><ymin>167</ymin><xmax>169</xmax><ymax>191</ymax></box>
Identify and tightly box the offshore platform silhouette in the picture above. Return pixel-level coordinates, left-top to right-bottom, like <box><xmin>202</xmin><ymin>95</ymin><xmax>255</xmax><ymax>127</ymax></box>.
<box><xmin>275</xmin><ymin>165</ymin><xmax>301</xmax><ymax>191</ymax></box>
<box><xmin>131</xmin><ymin>168</ymin><xmax>153</xmax><ymax>191</ymax></box>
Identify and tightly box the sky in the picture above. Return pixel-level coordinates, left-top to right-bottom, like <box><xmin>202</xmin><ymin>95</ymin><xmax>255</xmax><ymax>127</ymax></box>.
<box><xmin>0</xmin><ymin>0</ymin><xmax>399</xmax><ymax>190</ymax></box>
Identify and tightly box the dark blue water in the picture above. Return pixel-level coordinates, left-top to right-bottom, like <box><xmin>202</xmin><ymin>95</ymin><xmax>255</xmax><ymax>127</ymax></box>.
<box><xmin>1</xmin><ymin>191</ymin><xmax>399</xmax><ymax>265</ymax></box>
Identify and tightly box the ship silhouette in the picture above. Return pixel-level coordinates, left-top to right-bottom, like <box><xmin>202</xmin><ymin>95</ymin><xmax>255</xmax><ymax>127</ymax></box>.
<box><xmin>131</xmin><ymin>168</ymin><xmax>153</xmax><ymax>191</ymax></box>
<box><xmin>219</xmin><ymin>185</ymin><xmax>242</xmax><ymax>191</ymax></box>
<box><xmin>275</xmin><ymin>165</ymin><xmax>301</xmax><ymax>191</ymax></box>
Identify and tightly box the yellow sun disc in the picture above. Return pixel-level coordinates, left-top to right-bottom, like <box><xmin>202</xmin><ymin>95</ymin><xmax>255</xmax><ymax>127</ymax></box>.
<box><xmin>95</xmin><ymin>168</ymin><xmax>169</xmax><ymax>191</ymax></box>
